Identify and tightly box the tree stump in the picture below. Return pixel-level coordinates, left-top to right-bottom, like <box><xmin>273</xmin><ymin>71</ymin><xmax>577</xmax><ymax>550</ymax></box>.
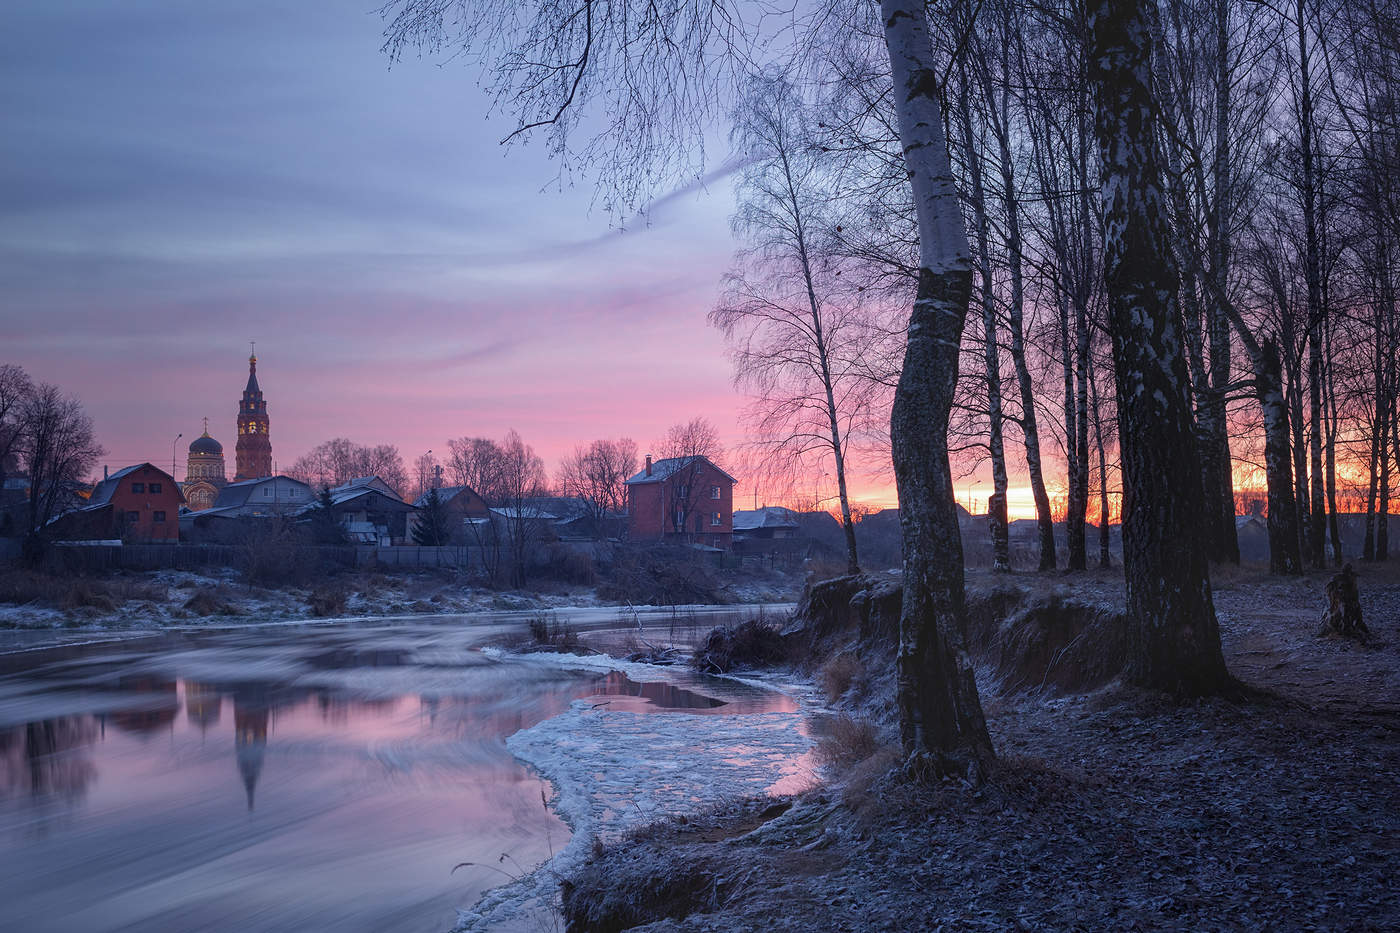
<box><xmin>1319</xmin><ymin>564</ymin><xmax>1369</xmax><ymax>643</ymax></box>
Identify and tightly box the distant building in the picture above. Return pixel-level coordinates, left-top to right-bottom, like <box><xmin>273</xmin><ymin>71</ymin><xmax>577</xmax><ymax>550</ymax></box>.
<box><xmin>624</xmin><ymin>454</ymin><xmax>736</xmax><ymax>549</ymax></box>
<box><xmin>408</xmin><ymin>484</ymin><xmax>490</xmax><ymax>544</ymax></box>
<box><xmin>234</xmin><ymin>351</ymin><xmax>272</xmax><ymax>481</ymax></box>
<box><xmin>732</xmin><ymin>506</ymin><xmax>801</xmax><ymax>540</ymax></box>
<box><xmin>181</xmin><ymin>419</ymin><xmax>227</xmax><ymax>511</ymax></box>
<box><xmin>52</xmin><ymin>463</ymin><xmax>185</xmax><ymax>542</ymax></box>
<box><xmin>316</xmin><ymin>476</ymin><xmax>416</xmax><ymax>545</ymax></box>
<box><xmin>178</xmin><ymin>475</ymin><xmax>313</xmax><ymax>543</ymax></box>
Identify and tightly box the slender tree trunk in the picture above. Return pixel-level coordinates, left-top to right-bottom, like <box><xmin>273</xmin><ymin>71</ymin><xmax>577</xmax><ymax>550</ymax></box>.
<box><xmin>880</xmin><ymin>0</ymin><xmax>994</xmax><ymax>770</ymax></box>
<box><xmin>1090</xmin><ymin>349</ymin><xmax>1113</xmax><ymax>568</ymax></box>
<box><xmin>1295</xmin><ymin>0</ymin><xmax>1327</xmax><ymax>568</ymax></box>
<box><xmin>1088</xmin><ymin>0</ymin><xmax>1230</xmax><ymax>693</ymax></box>
<box><xmin>781</xmin><ymin>144</ymin><xmax>861</xmax><ymax>576</ymax></box>
<box><xmin>1284</xmin><ymin>338</ymin><xmax>1312</xmax><ymax>563</ymax></box>
<box><xmin>1059</xmin><ymin>292</ymin><xmax>1085</xmax><ymax>570</ymax></box>
<box><xmin>1208</xmin><ymin>0</ymin><xmax>1240</xmax><ymax>564</ymax></box>
<box><xmin>1259</xmin><ymin>339</ymin><xmax>1305</xmax><ymax>574</ymax></box>
<box><xmin>996</xmin><ymin>125</ymin><xmax>1057</xmax><ymax>572</ymax></box>
<box><xmin>959</xmin><ymin>75</ymin><xmax>1010</xmax><ymax>572</ymax></box>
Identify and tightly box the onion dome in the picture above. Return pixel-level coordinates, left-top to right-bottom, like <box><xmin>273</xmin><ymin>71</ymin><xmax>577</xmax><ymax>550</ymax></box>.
<box><xmin>190</xmin><ymin>431</ymin><xmax>223</xmax><ymax>456</ymax></box>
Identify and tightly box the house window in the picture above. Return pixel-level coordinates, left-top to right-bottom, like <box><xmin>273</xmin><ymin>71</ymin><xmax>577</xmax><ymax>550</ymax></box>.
<box><xmin>149</xmin><ymin>482</ymin><xmax>162</xmax><ymax>494</ymax></box>
<box><xmin>711</xmin><ymin>511</ymin><xmax>722</xmax><ymax>526</ymax></box>
<box><xmin>264</xmin><ymin>487</ymin><xmax>272</xmax><ymax>497</ymax></box>
<box><xmin>131</xmin><ymin>483</ymin><xmax>145</xmax><ymax>493</ymax></box>
<box><xmin>674</xmin><ymin>509</ymin><xmax>685</xmax><ymax>528</ymax></box>
<box><xmin>710</xmin><ymin>485</ymin><xmax>720</xmax><ymax>500</ymax></box>
<box><xmin>125</xmin><ymin>511</ymin><xmax>140</xmax><ymax>523</ymax></box>
<box><xmin>677</xmin><ymin>484</ymin><xmax>689</xmax><ymax>499</ymax></box>
<box><xmin>153</xmin><ymin>511</ymin><xmax>166</xmax><ymax>523</ymax></box>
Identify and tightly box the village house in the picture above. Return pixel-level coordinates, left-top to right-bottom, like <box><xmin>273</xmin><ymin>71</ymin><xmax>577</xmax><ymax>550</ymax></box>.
<box><xmin>408</xmin><ymin>484</ymin><xmax>490</xmax><ymax>544</ymax></box>
<box><xmin>50</xmin><ymin>463</ymin><xmax>184</xmax><ymax>542</ymax></box>
<box><xmin>316</xmin><ymin>476</ymin><xmax>416</xmax><ymax>545</ymax></box>
<box><xmin>624</xmin><ymin>455</ymin><xmax>736</xmax><ymax>549</ymax></box>
<box><xmin>179</xmin><ymin>475</ymin><xmax>314</xmax><ymax>543</ymax></box>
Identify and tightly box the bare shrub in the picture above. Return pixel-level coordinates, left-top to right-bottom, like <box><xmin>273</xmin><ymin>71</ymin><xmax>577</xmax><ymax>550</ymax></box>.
<box><xmin>818</xmin><ymin>652</ymin><xmax>865</xmax><ymax>703</ymax></box>
<box><xmin>528</xmin><ymin>612</ymin><xmax>580</xmax><ymax>651</ymax></box>
<box><xmin>692</xmin><ymin>612</ymin><xmax>785</xmax><ymax>673</ymax></box>
<box><xmin>307</xmin><ymin>585</ymin><xmax>349</xmax><ymax>618</ymax></box>
<box><xmin>183</xmin><ymin>589</ymin><xmax>238</xmax><ymax>616</ymax></box>
<box><xmin>539</xmin><ymin>543</ymin><xmax>597</xmax><ymax>586</ymax></box>
<box><xmin>598</xmin><ymin>545</ymin><xmax>725</xmax><ymax>606</ymax></box>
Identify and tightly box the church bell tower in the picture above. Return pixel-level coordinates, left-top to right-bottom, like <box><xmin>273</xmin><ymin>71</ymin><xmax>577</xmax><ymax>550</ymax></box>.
<box><xmin>234</xmin><ymin>348</ymin><xmax>273</xmax><ymax>481</ymax></box>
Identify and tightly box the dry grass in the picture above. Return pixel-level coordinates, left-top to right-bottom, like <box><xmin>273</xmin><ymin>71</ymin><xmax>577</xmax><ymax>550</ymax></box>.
<box><xmin>0</xmin><ymin>568</ymin><xmax>165</xmax><ymax>611</ymax></box>
<box><xmin>814</xmin><ymin>713</ymin><xmax>883</xmax><ymax>769</ymax></box>
<box><xmin>528</xmin><ymin>612</ymin><xmax>581</xmax><ymax>651</ymax></box>
<box><xmin>817</xmin><ymin>652</ymin><xmax>865</xmax><ymax>702</ymax></box>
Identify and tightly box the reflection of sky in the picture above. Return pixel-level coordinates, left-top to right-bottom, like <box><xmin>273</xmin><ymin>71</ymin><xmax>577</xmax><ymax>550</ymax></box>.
<box><xmin>1</xmin><ymin>0</ymin><xmax>743</xmax><ymax>486</ymax></box>
<box><xmin>0</xmin><ymin>626</ymin><xmax>808</xmax><ymax>932</ymax></box>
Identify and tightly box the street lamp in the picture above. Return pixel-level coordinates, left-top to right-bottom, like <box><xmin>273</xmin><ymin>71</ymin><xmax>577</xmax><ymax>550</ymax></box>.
<box><xmin>172</xmin><ymin>433</ymin><xmax>182</xmax><ymax>482</ymax></box>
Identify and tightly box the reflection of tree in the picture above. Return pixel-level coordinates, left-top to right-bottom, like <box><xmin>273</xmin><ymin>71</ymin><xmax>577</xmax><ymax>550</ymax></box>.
<box><xmin>0</xmin><ymin>716</ymin><xmax>98</xmax><ymax>799</ymax></box>
<box><xmin>109</xmin><ymin>676</ymin><xmax>179</xmax><ymax>736</ymax></box>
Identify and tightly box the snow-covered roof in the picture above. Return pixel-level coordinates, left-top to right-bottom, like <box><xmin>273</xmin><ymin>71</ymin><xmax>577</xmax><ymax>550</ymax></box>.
<box><xmin>330</xmin><ymin>475</ymin><xmax>402</xmax><ymax>500</ymax></box>
<box><xmin>624</xmin><ymin>456</ymin><xmax>737</xmax><ymax>486</ymax></box>
<box><xmin>490</xmin><ymin>506</ymin><xmax>558</xmax><ymax>521</ymax></box>
<box><xmin>412</xmin><ymin>484</ymin><xmax>484</xmax><ymax>508</ymax></box>
<box><xmin>212</xmin><ymin>475</ymin><xmax>312</xmax><ymax>509</ymax></box>
<box><xmin>733</xmin><ymin>507</ymin><xmax>800</xmax><ymax>532</ymax></box>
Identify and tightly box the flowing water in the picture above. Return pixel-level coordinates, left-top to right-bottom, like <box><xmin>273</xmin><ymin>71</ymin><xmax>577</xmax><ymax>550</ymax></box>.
<box><xmin>0</xmin><ymin>615</ymin><xmax>805</xmax><ymax>933</ymax></box>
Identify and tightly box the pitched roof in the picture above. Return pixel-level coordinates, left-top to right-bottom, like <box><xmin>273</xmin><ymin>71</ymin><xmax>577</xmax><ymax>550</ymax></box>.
<box><xmin>624</xmin><ymin>456</ymin><xmax>737</xmax><ymax>486</ymax></box>
<box><xmin>331</xmin><ymin>475</ymin><xmax>402</xmax><ymax>500</ymax></box>
<box><xmin>733</xmin><ymin>507</ymin><xmax>800</xmax><ymax>532</ymax></box>
<box><xmin>412</xmin><ymin>484</ymin><xmax>483</xmax><ymax>508</ymax></box>
<box><xmin>87</xmin><ymin>464</ymin><xmax>182</xmax><ymax>507</ymax></box>
<box><xmin>212</xmin><ymin>475</ymin><xmax>312</xmax><ymax>509</ymax></box>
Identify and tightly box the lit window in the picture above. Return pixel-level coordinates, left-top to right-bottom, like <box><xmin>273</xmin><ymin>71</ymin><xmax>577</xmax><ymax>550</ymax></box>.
<box><xmin>131</xmin><ymin>483</ymin><xmax>145</xmax><ymax>493</ymax></box>
<box><xmin>711</xmin><ymin>512</ymin><xmax>722</xmax><ymax>526</ymax></box>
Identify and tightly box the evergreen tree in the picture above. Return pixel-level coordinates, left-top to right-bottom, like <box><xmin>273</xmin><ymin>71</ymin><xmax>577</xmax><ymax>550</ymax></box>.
<box><xmin>413</xmin><ymin>486</ymin><xmax>452</xmax><ymax>546</ymax></box>
<box><xmin>310</xmin><ymin>487</ymin><xmax>346</xmax><ymax>546</ymax></box>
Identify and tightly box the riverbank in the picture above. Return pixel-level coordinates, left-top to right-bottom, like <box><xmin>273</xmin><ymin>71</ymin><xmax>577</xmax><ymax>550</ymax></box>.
<box><xmin>558</xmin><ymin>565</ymin><xmax>1400</xmax><ymax>931</ymax></box>
<box><xmin>0</xmin><ymin>560</ymin><xmax>804</xmax><ymax>631</ymax></box>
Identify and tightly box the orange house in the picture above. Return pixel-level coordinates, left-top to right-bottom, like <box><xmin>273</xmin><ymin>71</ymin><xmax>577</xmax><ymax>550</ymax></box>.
<box><xmin>87</xmin><ymin>463</ymin><xmax>185</xmax><ymax>541</ymax></box>
<box><xmin>624</xmin><ymin>455</ymin><xmax>736</xmax><ymax>549</ymax></box>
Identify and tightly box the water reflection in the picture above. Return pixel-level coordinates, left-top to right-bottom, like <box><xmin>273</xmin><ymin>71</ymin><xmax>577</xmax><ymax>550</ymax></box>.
<box><xmin>0</xmin><ymin>621</ymin><xmax>804</xmax><ymax>933</ymax></box>
<box><xmin>0</xmin><ymin>716</ymin><xmax>98</xmax><ymax>799</ymax></box>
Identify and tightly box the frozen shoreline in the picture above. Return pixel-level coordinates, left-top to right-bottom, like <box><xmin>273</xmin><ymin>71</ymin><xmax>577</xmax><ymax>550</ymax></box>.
<box><xmin>451</xmin><ymin>653</ymin><xmax>820</xmax><ymax>933</ymax></box>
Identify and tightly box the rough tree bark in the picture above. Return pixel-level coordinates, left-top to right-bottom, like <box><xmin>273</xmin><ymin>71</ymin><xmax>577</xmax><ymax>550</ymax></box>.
<box><xmin>1088</xmin><ymin>0</ymin><xmax>1231</xmax><ymax>693</ymax></box>
<box><xmin>880</xmin><ymin>0</ymin><xmax>995</xmax><ymax>769</ymax></box>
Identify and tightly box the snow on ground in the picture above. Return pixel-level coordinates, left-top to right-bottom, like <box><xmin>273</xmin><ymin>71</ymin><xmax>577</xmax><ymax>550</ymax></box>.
<box><xmin>451</xmin><ymin>663</ymin><xmax>819</xmax><ymax>933</ymax></box>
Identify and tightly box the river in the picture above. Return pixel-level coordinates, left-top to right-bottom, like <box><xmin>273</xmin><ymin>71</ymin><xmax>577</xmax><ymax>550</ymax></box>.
<box><xmin>0</xmin><ymin>609</ymin><xmax>812</xmax><ymax>932</ymax></box>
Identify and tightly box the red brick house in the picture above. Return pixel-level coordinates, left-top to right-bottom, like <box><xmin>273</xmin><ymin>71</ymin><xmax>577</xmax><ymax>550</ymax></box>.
<box><xmin>624</xmin><ymin>455</ymin><xmax>736</xmax><ymax>549</ymax></box>
<box><xmin>52</xmin><ymin>463</ymin><xmax>185</xmax><ymax>542</ymax></box>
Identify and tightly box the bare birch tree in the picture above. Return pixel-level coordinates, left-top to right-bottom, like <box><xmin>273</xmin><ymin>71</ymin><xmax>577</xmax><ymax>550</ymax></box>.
<box><xmin>711</xmin><ymin>74</ymin><xmax>870</xmax><ymax>574</ymax></box>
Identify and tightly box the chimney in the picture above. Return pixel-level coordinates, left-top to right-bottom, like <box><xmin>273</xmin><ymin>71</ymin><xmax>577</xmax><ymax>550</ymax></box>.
<box><xmin>645</xmin><ymin>455</ymin><xmax>653</xmax><ymax>477</ymax></box>
<box><xmin>104</xmin><ymin>465</ymin><xmax>109</xmax><ymax>480</ymax></box>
